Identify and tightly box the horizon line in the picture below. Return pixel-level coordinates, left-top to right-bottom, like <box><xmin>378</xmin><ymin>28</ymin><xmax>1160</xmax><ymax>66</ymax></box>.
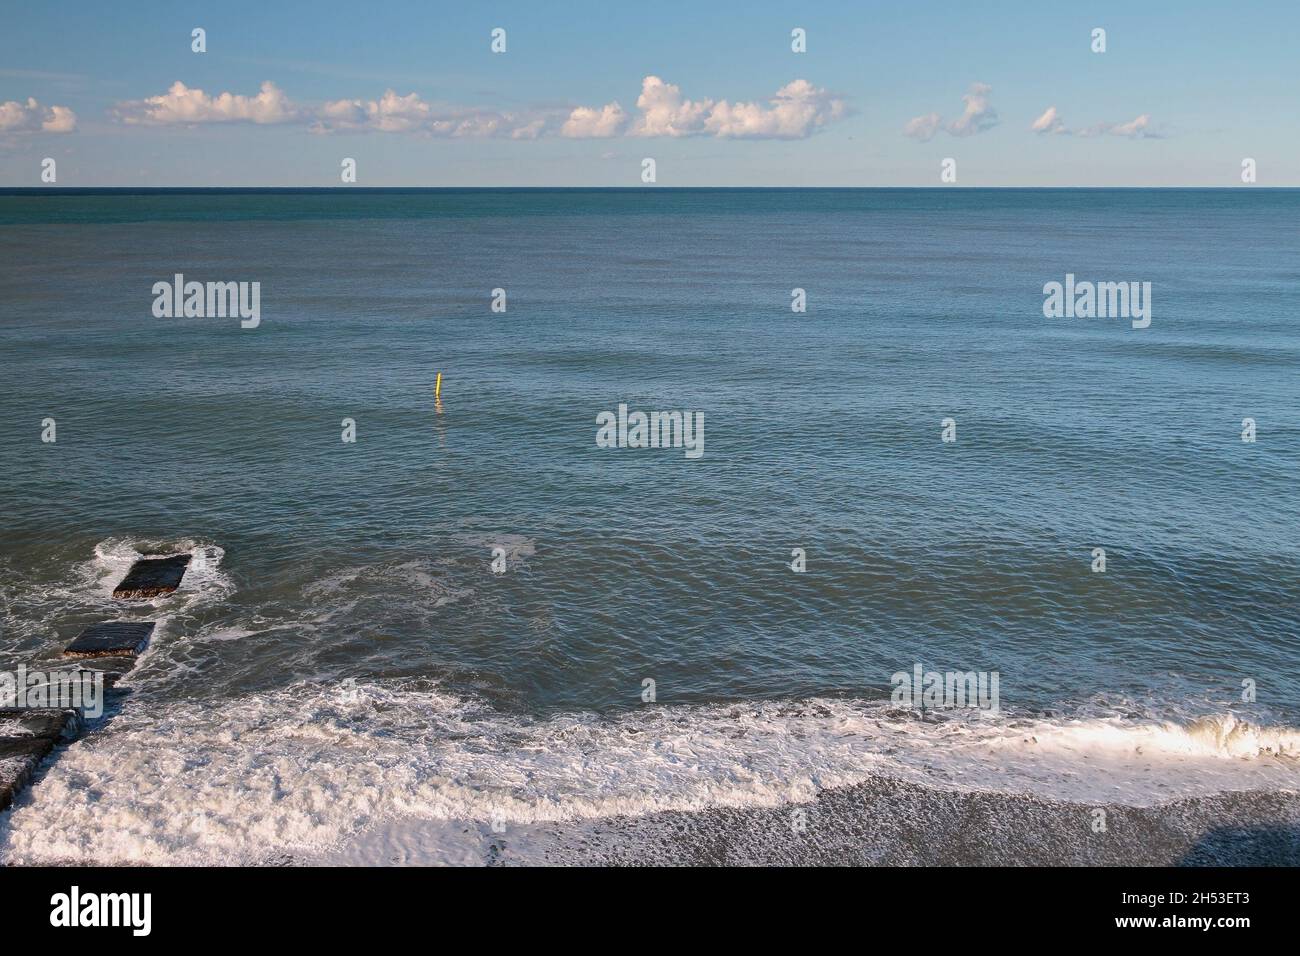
<box><xmin>3</xmin><ymin>185</ymin><xmax>1297</xmax><ymax>193</ymax></box>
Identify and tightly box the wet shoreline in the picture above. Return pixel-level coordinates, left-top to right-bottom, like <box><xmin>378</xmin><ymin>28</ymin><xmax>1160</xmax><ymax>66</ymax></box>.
<box><xmin>312</xmin><ymin>775</ymin><xmax>1300</xmax><ymax>867</ymax></box>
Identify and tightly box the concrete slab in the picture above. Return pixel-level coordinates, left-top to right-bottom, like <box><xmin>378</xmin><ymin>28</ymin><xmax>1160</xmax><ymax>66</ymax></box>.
<box><xmin>0</xmin><ymin>708</ymin><xmax>77</xmax><ymax>740</ymax></box>
<box><xmin>112</xmin><ymin>554</ymin><xmax>190</xmax><ymax>599</ymax></box>
<box><xmin>16</xmin><ymin>664</ymin><xmax>118</xmax><ymax>707</ymax></box>
<box><xmin>63</xmin><ymin>621</ymin><xmax>155</xmax><ymax>658</ymax></box>
<box><xmin>52</xmin><ymin>661</ymin><xmax>133</xmax><ymax>692</ymax></box>
<box><xmin>0</xmin><ymin>708</ymin><xmax>78</xmax><ymax>812</ymax></box>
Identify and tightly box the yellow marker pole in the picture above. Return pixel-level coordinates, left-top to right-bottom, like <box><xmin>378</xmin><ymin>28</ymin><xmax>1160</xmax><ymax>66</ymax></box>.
<box><xmin>435</xmin><ymin>372</ymin><xmax>442</xmax><ymax>401</ymax></box>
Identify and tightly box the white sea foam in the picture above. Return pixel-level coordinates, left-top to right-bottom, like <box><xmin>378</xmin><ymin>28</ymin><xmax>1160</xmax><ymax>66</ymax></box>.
<box><xmin>85</xmin><ymin>538</ymin><xmax>233</xmax><ymax>609</ymax></box>
<box><xmin>1</xmin><ymin>680</ymin><xmax>1297</xmax><ymax>866</ymax></box>
<box><xmin>0</xmin><ymin>539</ymin><xmax>231</xmax><ymax>675</ymax></box>
<box><xmin>992</xmin><ymin>712</ymin><xmax>1300</xmax><ymax>760</ymax></box>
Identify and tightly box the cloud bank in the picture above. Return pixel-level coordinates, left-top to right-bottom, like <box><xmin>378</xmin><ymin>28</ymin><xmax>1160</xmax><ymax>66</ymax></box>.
<box><xmin>111</xmin><ymin>76</ymin><xmax>848</xmax><ymax>140</ymax></box>
<box><xmin>112</xmin><ymin>81</ymin><xmax>297</xmax><ymax>125</ymax></box>
<box><xmin>631</xmin><ymin>76</ymin><xmax>846</xmax><ymax>139</ymax></box>
<box><xmin>311</xmin><ymin>89</ymin><xmax>520</xmax><ymax>137</ymax></box>
<box><xmin>0</xmin><ymin>97</ymin><xmax>77</xmax><ymax>133</ymax></box>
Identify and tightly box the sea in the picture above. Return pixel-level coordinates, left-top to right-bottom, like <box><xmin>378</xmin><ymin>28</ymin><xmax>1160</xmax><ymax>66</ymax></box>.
<box><xmin>1</xmin><ymin>187</ymin><xmax>1298</xmax><ymax>864</ymax></box>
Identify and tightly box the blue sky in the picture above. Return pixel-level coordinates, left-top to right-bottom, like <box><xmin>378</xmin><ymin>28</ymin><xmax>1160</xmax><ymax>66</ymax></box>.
<box><xmin>2</xmin><ymin>0</ymin><xmax>1296</xmax><ymax>186</ymax></box>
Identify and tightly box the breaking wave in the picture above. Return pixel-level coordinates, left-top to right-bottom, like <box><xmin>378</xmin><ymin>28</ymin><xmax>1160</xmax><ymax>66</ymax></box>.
<box><xmin>2</xmin><ymin>679</ymin><xmax>1298</xmax><ymax>865</ymax></box>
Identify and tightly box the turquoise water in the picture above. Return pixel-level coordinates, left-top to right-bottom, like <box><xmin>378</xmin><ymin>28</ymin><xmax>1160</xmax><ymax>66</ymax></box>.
<box><xmin>1</xmin><ymin>189</ymin><xmax>1298</xmax><ymax>863</ymax></box>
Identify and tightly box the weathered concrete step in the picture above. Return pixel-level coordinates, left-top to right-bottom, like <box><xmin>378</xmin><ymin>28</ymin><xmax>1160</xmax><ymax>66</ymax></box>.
<box><xmin>0</xmin><ymin>708</ymin><xmax>80</xmax><ymax>812</ymax></box>
<box><xmin>74</xmin><ymin>660</ymin><xmax>134</xmax><ymax>690</ymax></box>
<box><xmin>113</xmin><ymin>554</ymin><xmax>190</xmax><ymax>599</ymax></box>
<box><xmin>32</xmin><ymin>660</ymin><xmax>135</xmax><ymax>692</ymax></box>
<box><xmin>63</xmin><ymin>621</ymin><xmax>154</xmax><ymax>659</ymax></box>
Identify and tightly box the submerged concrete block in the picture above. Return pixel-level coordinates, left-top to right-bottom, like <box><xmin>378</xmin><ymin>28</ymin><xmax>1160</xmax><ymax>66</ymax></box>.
<box><xmin>0</xmin><ymin>737</ymin><xmax>57</xmax><ymax>812</ymax></box>
<box><xmin>67</xmin><ymin>660</ymin><xmax>133</xmax><ymax>690</ymax></box>
<box><xmin>0</xmin><ymin>709</ymin><xmax>76</xmax><ymax>740</ymax></box>
<box><xmin>0</xmin><ymin>708</ymin><xmax>78</xmax><ymax>812</ymax></box>
<box><xmin>21</xmin><ymin>663</ymin><xmax>126</xmax><ymax>702</ymax></box>
<box><xmin>63</xmin><ymin>621</ymin><xmax>155</xmax><ymax>658</ymax></box>
<box><xmin>112</xmin><ymin>554</ymin><xmax>190</xmax><ymax>599</ymax></box>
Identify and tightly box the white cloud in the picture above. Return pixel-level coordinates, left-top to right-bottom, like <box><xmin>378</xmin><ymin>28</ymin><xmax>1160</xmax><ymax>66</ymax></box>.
<box><xmin>113</xmin><ymin>81</ymin><xmax>297</xmax><ymax>125</ymax></box>
<box><xmin>0</xmin><ymin>97</ymin><xmax>77</xmax><ymax>133</ymax></box>
<box><xmin>902</xmin><ymin>111</ymin><xmax>941</xmax><ymax>142</ymax></box>
<box><xmin>111</xmin><ymin>76</ymin><xmax>849</xmax><ymax>141</ymax></box>
<box><xmin>41</xmin><ymin>105</ymin><xmax>77</xmax><ymax>133</ymax></box>
<box><xmin>328</xmin><ymin>89</ymin><xmax>429</xmax><ymax>133</ymax></box>
<box><xmin>1105</xmin><ymin>114</ymin><xmax>1158</xmax><ymax>138</ymax></box>
<box><xmin>316</xmin><ymin>96</ymin><xmax>367</xmax><ymax>128</ymax></box>
<box><xmin>569</xmin><ymin>76</ymin><xmax>846</xmax><ymax>140</ymax></box>
<box><xmin>946</xmin><ymin>82</ymin><xmax>998</xmax><ymax>136</ymax></box>
<box><xmin>629</xmin><ymin>76</ymin><xmax>713</xmax><ymax>137</ymax></box>
<box><xmin>1033</xmin><ymin>107</ymin><xmax>1162</xmax><ymax>139</ymax></box>
<box><xmin>561</xmin><ymin>102</ymin><xmax>627</xmax><ymax>138</ymax></box>
<box><xmin>704</xmin><ymin>79</ymin><xmax>847</xmax><ymax>138</ymax></box>
<box><xmin>312</xmin><ymin>89</ymin><xmax>541</xmax><ymax>138</ymax></box>
<box><xmin>511</xmin><ymin>118</ymin><xmax>547</xmax><ymax>140</ymax></box>
<box><xmin>1030</xmin><ymin>105</ymin><xmax>1067</xmax><ymax>135</ymax></box>
<box><xmin>904</xmin><ymin>83</ymin><xmax>998</xmax><ymax>140</ymax></box>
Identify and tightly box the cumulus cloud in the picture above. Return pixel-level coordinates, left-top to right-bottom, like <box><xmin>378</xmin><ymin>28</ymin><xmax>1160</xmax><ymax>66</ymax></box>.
<box><xmin>904</xmin><ymin>83</ymin><xmax>998</xmax><ymax>139</ymax></box>
<box><xmin>561</xmin><ymin>102</ymin><xmax>627</xmax><ymax>138</ymax></box>
<box><xmin>628</xmin><ymin>76</ymin><xmax>713</xmax><ymax>136</ymax></box>
<box><xmin>113</xmin><ymin>81</ymin><xmax>297</xmax><ymax>125</ymax></box>
<box><xmin>0</xmin><ymin>97</ymin><xmax>77</xmax><ymax>133</ymax></box>
<box><xmin>1032</xmin><ymin>106</ymin><xmax>1162</xmax><ymax>139</ymax></box>
<box><xmin>319</xmin><ymin>89</ymin><xmax>428</xmax><ymax>133</ymax></box>
<box><xmin>42</xmin><ymin>105</ymin><xmax>77</xmax><ymax>132</ymax></box>
<box><xmin>111</xmin><ymin>76</ymin><xmax>849</xmax><ymax>140</ymax></box>
<box><xmin>586</xmin><ymin>75</ymin><xmax>844</xmax><ymax>139</ymax></box>
<box><xmin>703</xmin><ymin>78</ymin><xmax>847</xmax><ymax>138</ymax></box>
<box><xmin>312</xmin><ymin>89</ymin><xmax>541</xmax><ymax>137</ymax></box>
<box><xmin>111</xmin><ymin>81</ymin><xmax>538</xmax><ymax>137</ymax></box>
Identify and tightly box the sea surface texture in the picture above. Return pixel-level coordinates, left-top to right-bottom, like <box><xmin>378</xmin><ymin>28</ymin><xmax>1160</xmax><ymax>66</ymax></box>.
<box><xmin>1</xmin><ymin>188</ymin><xmax>1298</xmax><ymax>864</ymax></box>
